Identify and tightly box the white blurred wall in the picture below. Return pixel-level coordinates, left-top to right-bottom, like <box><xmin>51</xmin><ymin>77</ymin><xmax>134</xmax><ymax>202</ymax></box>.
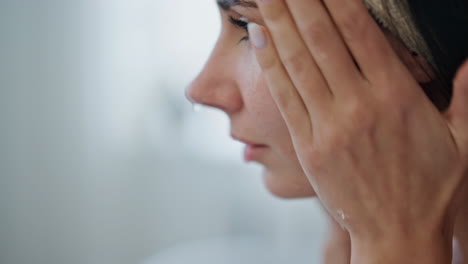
<box><xmin>0</xmin><ymin>1</ymin><xmax>328</xmax><ymax>264</ymax></box>
<box><xmin>1</xmin><ymin>1</ymin><xmax>89</xmax><ymax>263</ymax></box>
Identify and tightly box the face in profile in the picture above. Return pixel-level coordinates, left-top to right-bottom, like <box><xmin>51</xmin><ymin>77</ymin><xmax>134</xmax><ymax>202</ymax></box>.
<box><xmin>185</xmin><ymin>0</ymin><xmax>429</xmax><ymax>198</ymax></box>
<box><xmin>185</xmin><ymin>0</ymin><xmax>314</xmax><ymax>198</ymax></box>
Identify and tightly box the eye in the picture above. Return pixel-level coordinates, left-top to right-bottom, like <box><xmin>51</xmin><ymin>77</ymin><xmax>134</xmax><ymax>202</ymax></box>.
<box><xmin>229</xmin><ymin>16</ymin><xmax>250</xmax><ymax>43</ymax></box>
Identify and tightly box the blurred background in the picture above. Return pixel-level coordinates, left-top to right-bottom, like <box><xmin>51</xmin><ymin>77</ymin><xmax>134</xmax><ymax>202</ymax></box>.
<box><xmin>0</xmin><ymin>0</ymin><xmax>327</xmax><ymax>263</ymax></box>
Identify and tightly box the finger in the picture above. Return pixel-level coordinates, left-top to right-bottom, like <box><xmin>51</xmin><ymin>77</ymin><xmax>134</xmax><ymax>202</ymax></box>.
<box><xmin>322</xmin><ymin>0</ymin><xmax>410</xmax><ymax>85</ymax></box>
<box><xmin>248</xmin><ymin>23</ymin><xmax>314</xmax><ymax>147</ymax></box>
<box><xmin>446</xmin><ymin>60</ymin><xmax>468</xmax><ymax>158</ymax></box>
<box><xmin>257</xmin><ymin>0</ymin><xmax>333</xmax><ymax>119</ymax></box>
<box><xmin>286</xmin><ymin>0</ymin><xmax>365</xmax><ymax>99</ymax></box>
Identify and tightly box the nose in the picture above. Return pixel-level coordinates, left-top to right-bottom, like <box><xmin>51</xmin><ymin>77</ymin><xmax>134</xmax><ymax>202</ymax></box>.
<box><xmin>185</xmin><ymin>54</ymin><xmax>243</xmax><ymax>115</ymax></box>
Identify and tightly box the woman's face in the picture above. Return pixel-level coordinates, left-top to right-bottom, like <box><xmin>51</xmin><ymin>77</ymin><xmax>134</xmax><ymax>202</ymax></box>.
<box><xmin>185</xmin><ymin>0</ymin><xmax>425</xmax><ymax>198</ymax></box>
<box><xmin>186</xmin><ymin>0</ymin><xmax>314</xmax><ymax>198</ymax></box>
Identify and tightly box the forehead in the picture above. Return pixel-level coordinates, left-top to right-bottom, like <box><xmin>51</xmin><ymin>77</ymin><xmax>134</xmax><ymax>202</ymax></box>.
<box><xmin>216</xmin><ymin>0</ymin><xmax>258</xmax><ymax>11</ymax></box>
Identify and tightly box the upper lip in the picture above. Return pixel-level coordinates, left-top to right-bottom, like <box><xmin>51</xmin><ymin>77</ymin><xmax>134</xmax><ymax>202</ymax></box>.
<box><xmin>231</xmin><ymin>134</ymin><xmax>267</xmax><ymax>146</ymax></box>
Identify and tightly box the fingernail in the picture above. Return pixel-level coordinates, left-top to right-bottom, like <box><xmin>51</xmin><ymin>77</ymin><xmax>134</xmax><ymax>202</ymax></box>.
<box><xmin>247</xmin><ymin>23</ymin><xmax>267</xmax><ymax>49</ymax></box>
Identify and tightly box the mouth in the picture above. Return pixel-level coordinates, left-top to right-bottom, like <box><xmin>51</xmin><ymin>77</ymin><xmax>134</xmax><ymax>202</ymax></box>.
<box><xmin>231</xmin><ymin>134</ymin><xmax>269</xmax><ymax>162</ymax></box>
<box><xmin>243</xmin><ymin>144</ymin><xmax>269</xmax><ymax>162</ymax></box>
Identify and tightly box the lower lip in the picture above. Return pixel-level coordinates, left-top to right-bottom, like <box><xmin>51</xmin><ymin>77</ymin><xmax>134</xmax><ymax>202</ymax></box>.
<box><xmin>244</xmin><ymin>144</ymin><xmax>269</xmax><ymax>162</ymax></box>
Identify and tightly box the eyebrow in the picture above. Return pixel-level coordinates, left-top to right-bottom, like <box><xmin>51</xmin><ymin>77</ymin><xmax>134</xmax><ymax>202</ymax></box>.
<box><xmin>216</xmin><ymin>0</ymin><xmax>258</xmax><ymax>11</ymax></box>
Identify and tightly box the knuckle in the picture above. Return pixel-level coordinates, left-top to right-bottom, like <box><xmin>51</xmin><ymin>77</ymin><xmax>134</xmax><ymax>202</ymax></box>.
<box><xmin>259</xmin><ymin>53</ymin><xmax>280</xmax><ymax>71</ymax></box>
<box><xmin>375</xmin><ymin>81</ymin><xmax>397</xmax><ymax>100</ymax></box>
<box><xmin>282</xmin><ymin>50</ymin><xmax>308</xmax><ymax>75</ymax></box>
<box><xmin>272</xmin><ymin>87</ymin><xmax>294</xmax><ymax>111</ymax></box>
<box><xmin>346</xmin><ymin>100</ymin><xmax>377</xmax><ymax>131</ymax></box>
<box><xmin>340</xmin><ymin>8</ymin><xmax>372</xmax><ymax>43</ymax></box>
<box><xmin>324</xmin><ymin>129</ymin><xmax>348</xmax><ymax>154</ymax></box>
<box><xmin>375</xmin><ymin>87</ymin><xmax>414</xmax><ymax>116</ymax></box>
<box><xmin>347</xmin><ymin>100</ymin><xmax>370</xmax><ymax>122</ymax></box>
<box><xmin>317</xmin><ymin>122</ymin><xmax>348</xmax><ymax>155</ymax></box>
<box><xmin>302</xmin><ymin>20</ymin><xmax>328</xmax><ymax>48</ymax></box>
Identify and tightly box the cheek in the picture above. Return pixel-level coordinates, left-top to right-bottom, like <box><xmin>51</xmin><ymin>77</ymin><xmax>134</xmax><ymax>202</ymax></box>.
<box><xmin>242</xmin><ymin>69</ymin><xmax>287</xmax><ymax>136</ymax></box>
<box><xmin>237</xmin><ymin>56</ymin><xmax>298</xmax><ymax>159</ymax></box>
<box><xmin>238</xmin><ymin>54</ymin><xmax>281</xmax><ymax>123</ymax></box>
<box><xmin>236</xmin><ymin>51</ymin><xmax>316</xmax><ymax>198</ymax></box>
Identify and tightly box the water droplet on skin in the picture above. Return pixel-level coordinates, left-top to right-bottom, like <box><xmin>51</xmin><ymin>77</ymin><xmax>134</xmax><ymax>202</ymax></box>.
<box><xmin>192</xmin><ymin>103</ymin><xmax>203</xmax><ymax>113</ymax></box>
<box><xmin>336</xmin><ymin>209</ymin><xmax>347</xmax><ymax>220</ymax></box>
<box><xmin>336</xmin><ymin>209</ymin><xmax>348</xmax><ymax>230</ymax></box>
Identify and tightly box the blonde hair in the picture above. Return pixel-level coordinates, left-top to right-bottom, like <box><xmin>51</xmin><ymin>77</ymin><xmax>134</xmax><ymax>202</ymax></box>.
<box><xmin>364</xmin><ymin>0</ymin><xmax>435</xmax><ymax>69</ymax></box>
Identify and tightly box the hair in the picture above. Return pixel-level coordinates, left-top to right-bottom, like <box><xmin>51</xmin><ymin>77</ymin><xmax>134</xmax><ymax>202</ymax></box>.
<box><xmin>387</xmin><ymin>0</ymin><xmax>468</xmax><ymax>111</ymax></box>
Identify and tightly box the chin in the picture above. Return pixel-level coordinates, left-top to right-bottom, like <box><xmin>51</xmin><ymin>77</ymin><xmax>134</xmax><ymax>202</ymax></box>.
<box><xmin>262</xmin><ymin>168</ymin><xmax>316</xmax><ymax>199</ymax></box>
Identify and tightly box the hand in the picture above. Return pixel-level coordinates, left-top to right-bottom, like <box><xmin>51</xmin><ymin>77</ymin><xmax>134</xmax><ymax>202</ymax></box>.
<box><xmin>248</xmin><ymin>0</ymin><xmax>468</xmax><ymax>262</ymax></box>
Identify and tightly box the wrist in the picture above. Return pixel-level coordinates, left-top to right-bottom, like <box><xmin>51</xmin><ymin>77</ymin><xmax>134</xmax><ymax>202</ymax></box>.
<box><xmin>455</xmin><ymin>204</ymin><xmax>468</xmax><ymax>261</ymax></box>
<box><xmin>350</xmin><ymin>228</ymin><xmax>453</xmax><ymax>264</ymax></box>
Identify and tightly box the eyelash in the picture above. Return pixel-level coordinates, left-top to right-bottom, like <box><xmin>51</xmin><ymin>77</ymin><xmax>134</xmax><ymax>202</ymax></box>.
<box><xmin>229</xmin><ymin>16</ymin><xmax>250</xmax><ymax>43</ymax></box>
